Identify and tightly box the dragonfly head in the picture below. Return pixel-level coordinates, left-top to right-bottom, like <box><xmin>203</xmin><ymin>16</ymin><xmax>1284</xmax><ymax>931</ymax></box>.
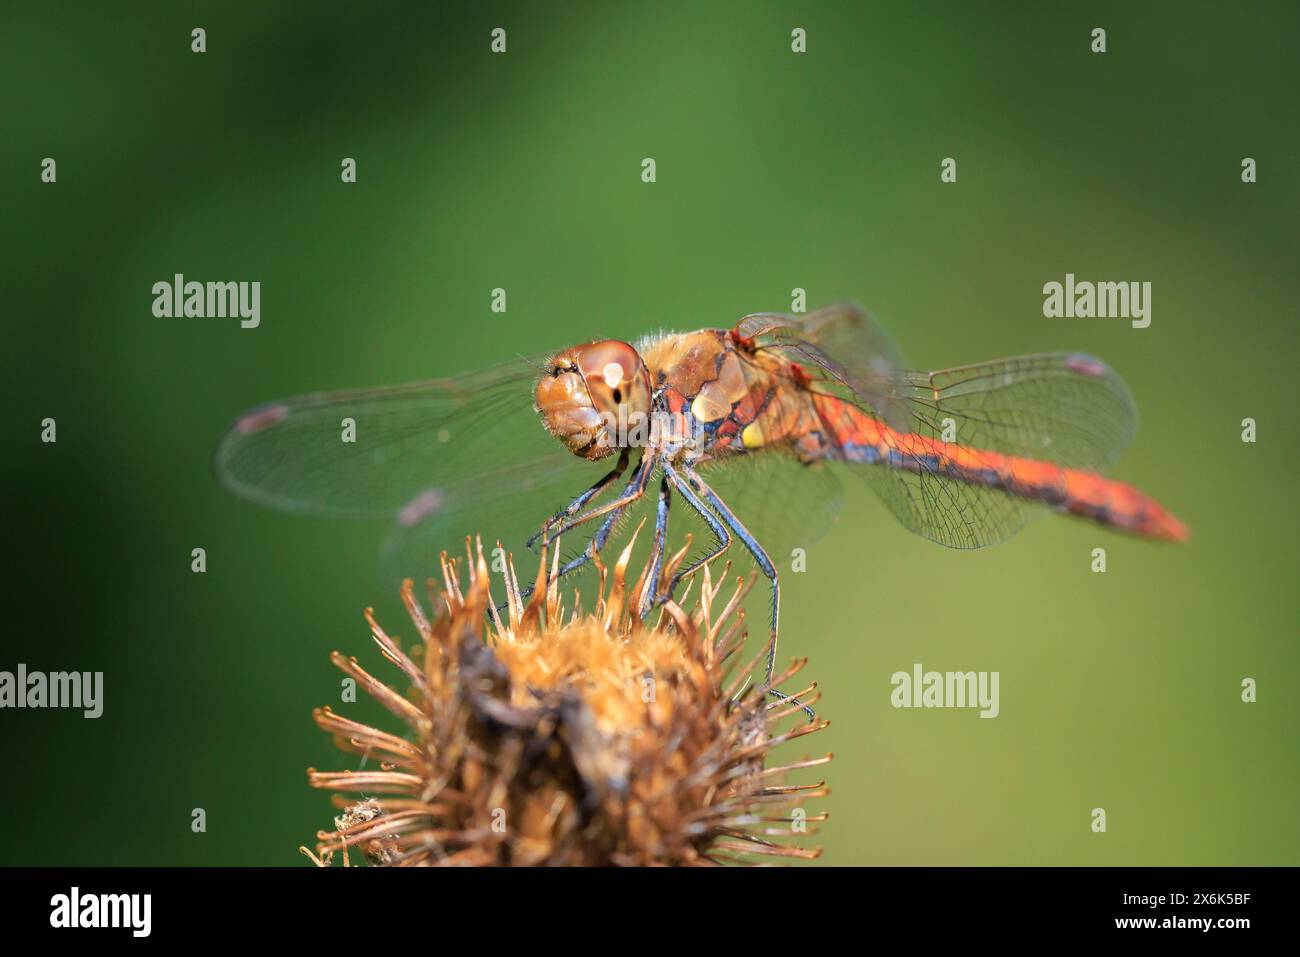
<box><xmin>535</xmin><ymin>340</ymin><xmax>652</xmax><ymax>460</ymax></box>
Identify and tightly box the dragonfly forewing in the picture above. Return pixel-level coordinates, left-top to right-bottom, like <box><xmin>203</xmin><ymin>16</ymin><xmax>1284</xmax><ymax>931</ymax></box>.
<box><xmin>216</xmin><ymin>355</ymin><xmax>621</xmax><ymax>582</ymax></box>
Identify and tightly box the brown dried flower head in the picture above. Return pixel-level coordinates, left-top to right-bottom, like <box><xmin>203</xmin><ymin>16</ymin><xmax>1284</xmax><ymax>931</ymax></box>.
<box><xmin>303</xmin><ymin>524</ymin><xmax>830</xmax><ymax>866</ymax></box>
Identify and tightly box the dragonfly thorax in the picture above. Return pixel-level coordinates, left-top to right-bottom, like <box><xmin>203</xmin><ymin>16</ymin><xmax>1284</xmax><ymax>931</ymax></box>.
<box><xmin>535</xmin><ymin>340</ymin><xmax>653</xmax><ymax>460</ymax></box>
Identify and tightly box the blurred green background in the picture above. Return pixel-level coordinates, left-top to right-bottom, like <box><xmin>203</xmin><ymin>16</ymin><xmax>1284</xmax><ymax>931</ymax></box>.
<box><xmin>3</xmin><ymin>1</ymin><xmax>1297</xmax><ymax>866</ymax></box>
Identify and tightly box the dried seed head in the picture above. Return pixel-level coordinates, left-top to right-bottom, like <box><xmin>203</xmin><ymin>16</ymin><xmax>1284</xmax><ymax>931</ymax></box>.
<box><xmin>303</xmin><ymin>528</ymin><xmax>830</xmax><ymax>866</ymax></box>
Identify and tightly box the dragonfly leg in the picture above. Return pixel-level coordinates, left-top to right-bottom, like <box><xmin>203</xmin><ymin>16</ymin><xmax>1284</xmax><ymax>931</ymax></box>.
<box><xmin>638</xmin><ymin>476</ymin><xmax>672</xmax><ymax>619</ymax></box>
<box><xmin>496</xmin><ymin>456</ymin><xmax>653</xmax><ymax>615</ymax></box>
<box><xmin>557</xmin><ymin>505</ymin><xmax>625</xmax><ymax>578</ymax></box>
<box><xmin>498</xmin><ymin>505</ymin><xmax>628</xmax><ymax>618</ymax></box>
<box><xmin>550</xmin><ymin>465</ymin><xmax>644</xmax><ymax>589</ymax></box>
<box><xmin>540</xmin><ymin>453</ymin><xmax>655</xmax><ymax>548</ymax></box>
<box><xmin>660</xmin><ymin>462</ymin><xmax>732</xmax><ymax>606</ymax></box>
<box><xmin>527</xmin><ymin>448</ymin><xmax>631</xmax><ymax>551</ymax></box>
<box><xmin>685</xmin><ymin>468</ymin><xmax>814</xmax><ymax>721</ymax></box>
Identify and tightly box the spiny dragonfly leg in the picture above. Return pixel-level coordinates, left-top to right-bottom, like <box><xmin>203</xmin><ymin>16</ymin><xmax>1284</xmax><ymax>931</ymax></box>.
<box><xmin>495</xmin><ymin>505</ymin><xmax>628</xmax><ymax>619</ymax></box>
<box><xmin>659</xmin><ymin>462</ymin><xmax>732</xmax><ymax>605</ymax></box>
<box><xmin>637</xmin><ymin>476</ymin><xmax>672</xmax><ymax>619</ymax></box>
<box><xmin>540</xmin><ymin>453</ymin><xmax>654</xmax><ymax>548</ymax></box>
<box><xmin>687</xmin><ymin>469</ymin><xmax>814</xmax><ymax>721</ymax></box>
<box><xmin>493</xmin><ymin>457</ymin><xmax>652</xmax><ymax>616</ymax></box>
<box><xmin>527</xmin><ymin>448</ymin><xmax>631</xmax><ymax>552</ymax></box>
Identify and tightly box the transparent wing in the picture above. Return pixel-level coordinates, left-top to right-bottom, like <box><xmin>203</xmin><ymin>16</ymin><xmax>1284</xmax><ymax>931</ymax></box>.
<box><xmin>216</xmin><ymin>357</ymin><xmax>619</xmax><ymax>581</ymax></box>
<box><xmin>737</xmin><ymin>301</ymin><xmax>913</xmax><ymax>431</ymax></box>
<box><xmin>380</xmin><ymin>456</ymin><xmax>619</xmax><ymax>586</ymax></box>
<box><xmin>895</xmin><ymin>353</ymin><xmax>1137</xmax><ymax>472</ymax></box>
<box><xmin>215</xmin><ymin>356</ymin><xmax>588</xmax><ymax>517</ymax></box>
<box><xmin>742</xmin><ymin>304</ymin><xmax>1139</xmax><ymax>549</ymax></box>
<box><xmin>697</xmin><ymin>451</ymin><xmax>845</xmax><ymax>567</ymax></box>
<box><xmin>844</xmin><ymin>352</ymin><xmax>1138</xmax><ymax>548</ymax></box>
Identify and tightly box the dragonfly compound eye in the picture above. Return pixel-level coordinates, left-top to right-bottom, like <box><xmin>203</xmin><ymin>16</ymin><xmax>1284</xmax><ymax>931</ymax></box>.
<box><xmin>535</xmin><ymin>340</ymin><xmax>650</xmax><ymax>460</ymax></box>
<box><xmin>575</xmin><ymin>340</ymin><xmax>652</xmax><ymax>446</ymax></box>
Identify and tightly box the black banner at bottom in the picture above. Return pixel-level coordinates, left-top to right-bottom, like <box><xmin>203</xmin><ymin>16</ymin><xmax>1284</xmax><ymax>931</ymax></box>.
<box><xmin>0</xmin><ymin>866</ymin><xmax>1282</xmax><ymax>942</ymax></box>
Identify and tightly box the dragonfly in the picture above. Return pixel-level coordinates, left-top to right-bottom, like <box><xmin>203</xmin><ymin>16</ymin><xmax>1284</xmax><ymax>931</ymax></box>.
<box><xmin>216</xmin><ymin>303</ymin><xmax>1188</xmax><ymax>715</ymax></box>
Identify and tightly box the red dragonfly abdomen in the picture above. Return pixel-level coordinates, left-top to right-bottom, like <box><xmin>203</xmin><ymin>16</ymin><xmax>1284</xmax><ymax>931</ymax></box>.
<box><xmin>802</xmin><ymin>394</ymin><xmax>1189</xmax><ymax>542</ymax></box>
